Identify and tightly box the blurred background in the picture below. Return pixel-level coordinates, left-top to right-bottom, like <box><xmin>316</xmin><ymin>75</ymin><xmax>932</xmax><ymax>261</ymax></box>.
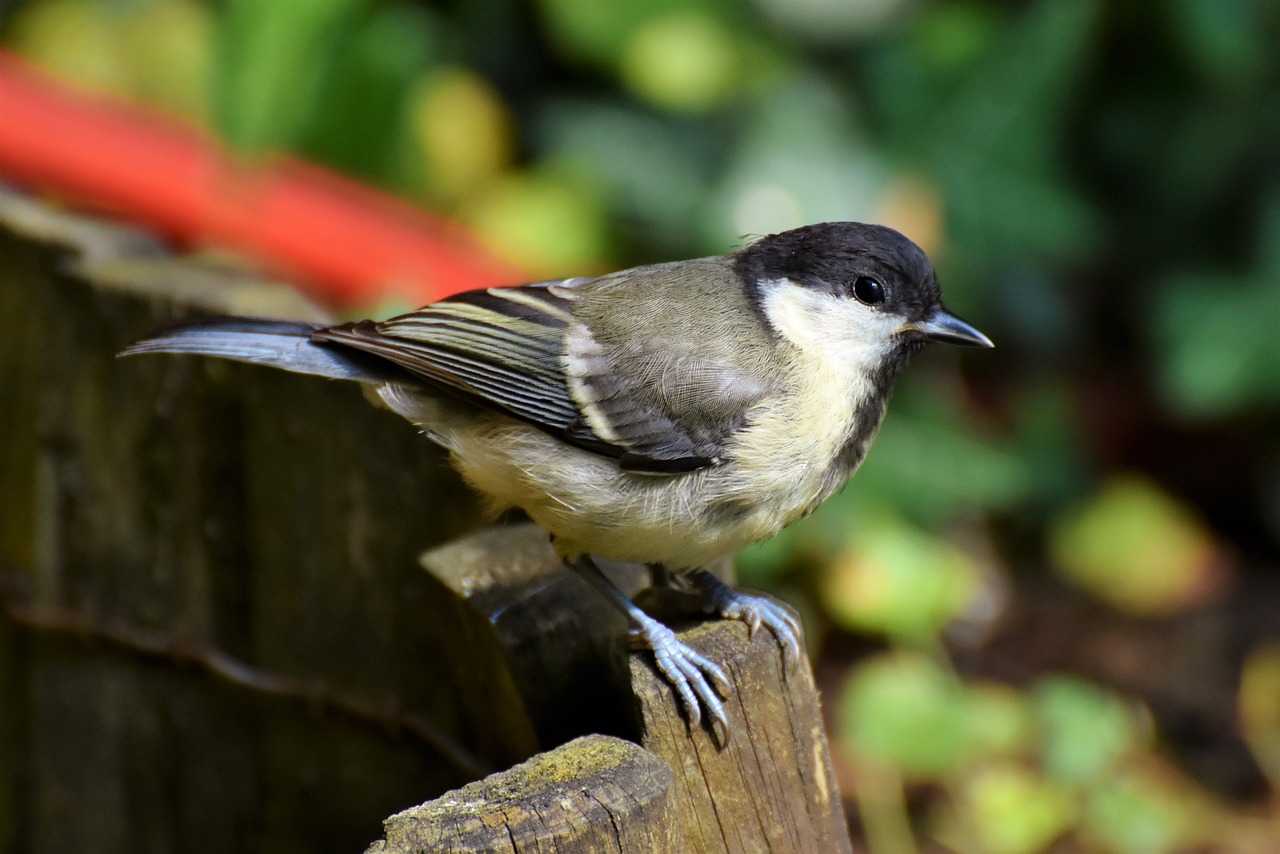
<box><xmin>2</xmin><ymin>0</ymin><xmax>1279</xmax><ymax>850</ymax></box>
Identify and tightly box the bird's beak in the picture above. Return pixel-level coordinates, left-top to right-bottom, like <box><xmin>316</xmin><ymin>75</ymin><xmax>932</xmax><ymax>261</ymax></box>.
<box><xmin>903</xmin><ymin>310</ymin><xmax>994</xmax><ymax>348</ymax></box>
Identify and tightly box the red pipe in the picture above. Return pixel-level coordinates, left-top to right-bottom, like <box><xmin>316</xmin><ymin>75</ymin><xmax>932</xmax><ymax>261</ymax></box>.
<box><xmin>0</xmin><ymin>52</ymin><xmax>524</xmax><ymax>308</ymax></box>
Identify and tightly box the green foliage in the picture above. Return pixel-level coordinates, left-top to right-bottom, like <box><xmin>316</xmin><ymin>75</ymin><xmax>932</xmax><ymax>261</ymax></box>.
<box><xmin>1034</xmin><ymin>677</ymin><xmax>1134</xmax><ymax>784</ymax></box>
<box><xmin>1084</xmin><ymin>773</ymin><xmax>1188</xmax><ymax>854</ymax></box>
<box><xmin>1050</xmin><ymin>475</ymin><xmax>1221</xmax><ymax>615</ymax></box>
<box><xmin>868</xmin><ymin>0</ymin><xmax>1103</xmax><ymax>271</ymax></box>
<box><xmin>213</xmin><ymin>0</ymin><xmax>365</xmax><ymax>153</ymax></box>
<box><xmin>957</xmin><ymin>764</ymin><xmax>1075</xmax><ymax>854</ymax></box>
<box><xmin>1152</xmin><ymin>194</ymin><xmax>1280</xmax><ymax>418</ymax></box>
<box><xmin>841</xmin><ymin>652</ymin><xmax>996</xmax><ymax>776</ymax></box>
<box><xmin>299</xmin><ymin>5</ymin><xmax>440</xmax><ymax>186</ymax></box>
<box><xmin>821</xmin><ymin>510</ymin><xmax>981</xmax><ymax>643</ymax></box>
<box><xmin>848</xmin><ymin>389</ymin><xmax>1034</xmax><ymax>522</ymax></box>
<box><xmin>846</xmin><ymin>662</ymin><xmax>1212</xmax><ymax>854</ymax></box>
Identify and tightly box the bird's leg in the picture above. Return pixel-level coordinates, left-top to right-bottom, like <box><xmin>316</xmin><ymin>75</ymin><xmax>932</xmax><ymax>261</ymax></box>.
<box><xmin>647</xmin><ymin>564</ymin><xmax>803</xmax><ymax>672</ymax></box>
<box><xmin>567</xmin><ymin>556</ymin><xmax>731</xmax><ymax>744</ymax></box>
<box><xmin>649</xmin><ymin>563</ymin><xmax>673</xmax><ymax>588</ymax></box>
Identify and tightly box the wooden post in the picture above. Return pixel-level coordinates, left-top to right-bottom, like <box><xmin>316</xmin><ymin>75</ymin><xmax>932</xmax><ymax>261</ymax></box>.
<box><xmin>631</xmin><ymin>617</ymin><xmax>852</xmax><ymax>852</ymax></box>
<box><xmin>0</xmin><ymin>188</ymin><xmax>494</xmax><ymax>852</ymax></box>
<box><xmin>374</xmin><ymin>525</ymin><xmax>851</xmax><ymax>852</ymax></box>
<box><xmin>369</xmin><ymin>735</ymin><xmax>677</xmax><ymax>853</ymax></box>
<box><xmin>0</xmin><ymin>187</ymin><xmax>852</xmax><ymax>853</ymax></box>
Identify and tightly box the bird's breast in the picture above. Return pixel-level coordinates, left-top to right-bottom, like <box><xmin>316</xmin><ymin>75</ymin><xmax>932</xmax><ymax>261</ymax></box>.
<box><xmin>711</xmin><ymin>361</ymin><xmax>882</xmax><ymax>530</ymax></box>
<box><xmin>382</xmin><ymin>363</ymin><xmax>887</xmax><ymax>567</ymax></box>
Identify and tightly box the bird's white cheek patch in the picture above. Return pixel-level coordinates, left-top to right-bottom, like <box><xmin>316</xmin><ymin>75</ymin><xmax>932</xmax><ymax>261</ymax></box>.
<box><xmin>760</xmin><ymin>279</ymin><xmax>897</xmax><ymax>378</ymax></box>
<box><xmin>721</xmin><ymin>280</ymin><xmax>896</xmax><ymax>514</ymax></box>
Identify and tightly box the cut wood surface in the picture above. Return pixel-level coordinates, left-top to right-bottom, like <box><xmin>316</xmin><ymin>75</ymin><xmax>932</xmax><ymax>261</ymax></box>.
<box><xmin>369</xmin><ymin>735</ymin><xmax>677</xmax><ymax>854</ymax></box>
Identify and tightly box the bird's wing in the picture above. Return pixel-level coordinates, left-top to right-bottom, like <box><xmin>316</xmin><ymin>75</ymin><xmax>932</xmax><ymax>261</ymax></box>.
<box><xmin>312</xmin><ymin>279</ymin><xmax>769</xmax><ymax>472</ymax></box>
<box><xmin>559</xmin><ymin>320</ymin><xmax>770</xmax><ymax>472</ymax></box>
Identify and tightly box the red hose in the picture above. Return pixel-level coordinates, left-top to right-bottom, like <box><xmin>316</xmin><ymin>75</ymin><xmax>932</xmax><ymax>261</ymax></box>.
<box><xmin>0</xmin><ymin>52</ymin><xmax>524</xmax><ymax>308</ymax></box>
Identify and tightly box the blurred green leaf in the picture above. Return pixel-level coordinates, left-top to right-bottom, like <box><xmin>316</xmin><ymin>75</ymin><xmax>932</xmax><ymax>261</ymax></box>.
<box><xmin>753</xmin><ymin>0</ymin><xmax>907</xmax><ymax>43</ymax></box>
<box><xmin>619</xmin><ymin>10</ymin><xmax>744</xmax><ymax>113</ymax></box>
<box><xmin>534</xmin><ymin>0</ymin><xmax>727</xmax><ymax>70</ymax></box>
<box><xmin>960</xmin><ymin>763</ymin><xmax>1075</xmax><ymax>854</ymax></box>
<box><xmin>967</xmin><ymin>683</ymin><xmax>1036</xmax><ymax>757</ymax></box>
<box><xmin>1240</xmin><ymin>642</ymin><xmax>1280</xmax><ymax>786</ymax></box>
<box><xmin>871</xmin><ymin>0</ymin><xmax>1103</xmax><ymax>270</ymax></box>
<box><xmin>1152</xmin><ymin>190</ymin><xmax>1280</xmax><ymax>418</ymax></box>
<box><xmin>1152</xmin><ymin>272</ymin><xmax>1280</xmax><ymax>418</ymax></box>
<box><xmin>1035</xmin><ymin>677</ymin><xmax>1134</xmax><ymax>784</ymax></box>
<box><xmin>410</xmin><ymin>66</ymin><xmax>514</xmax><ymax>204</ymax></box>
<box><xmin>11</xmin><ymin>0</ymin><xmax>211</xmax><ymax>122</ymax></box>
<box><xmin>299</xmin><ymin>4</ymin><xmax>439</xmax><ymax>187</ymax></box>
<box><xmin>1165</xmin><ymin>0</ymin><xmax>1270</xmax><ymax>87</ymax></box>
<box><xmin>734</xmin><ymin>527</ymin><xmax>800</xmax><ymax>588</ymax></box>
<box><xmin>214</xmin><ymin>0</ymin><xmax>365</xmax><ymax>152</ymax></box>
<box><xmin>535</xmin><ymin>99</ymin><xmax>714</xmax><ymax>256</ymax></box>
<box><xmin>821</xmin><ymin>511</ymin><xmax>980</xmax><ymax>643</ymax></box>
<box><xmin>10</xmin><ymin>0</ymin><xmax>134</xmax><ymax>94</ymax></box>
<box><xmin>706</xmin><ymin>73</ymin><xmax>891</xmax><ymax>242</ymax></box>
<box><xmin>1004</xmin><ymin>384</ymin><xmax>1090</xmax><ymax>509</ymax></box>
<box><xmin>846</xmin><ymin>383</ymin><xmax>1033</xmax><ymax>523</ymax></box>
<box><xmin>118</xmin><ymin>0</ymin><xmax>211</xmax><ymax>122</ymax></box>
<box><xmin>1084</xmin><ymin>772</ymin><xmax>1190</xmax><ymax>854</ymax></box>
<box><xmin>909</xmin><ymin>3</ymin><xmax>1000</xmax><ymax>76</ymax></box>
<box><xmin>463</xmin><ymin>164</ymin><xmax>611</xmax><ymax>276</ymax></box>
<box><xmin>1050</xmin><ymin>475</ymin><xmax>1223</xmax><ymax>615</ymax></box>
<box><xmin>841</xmin><ymin>651</ymin><xmax>981</xmax><ymax>777</ymax></box>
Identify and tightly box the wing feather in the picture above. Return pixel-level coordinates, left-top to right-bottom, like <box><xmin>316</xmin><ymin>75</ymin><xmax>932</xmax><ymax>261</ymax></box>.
<box><xmin>314</xmin><ymin>286</ymin><xmax>584</xmax><ymax>430</ymax></box>
<box><xmin>312</xmin><ymin>274</ymin><xmax>772</xmax><ymax>473</ymax></box>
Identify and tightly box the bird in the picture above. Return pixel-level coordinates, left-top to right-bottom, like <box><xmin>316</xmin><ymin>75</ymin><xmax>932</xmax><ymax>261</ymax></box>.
<box><xmin>121</xmin><ymin>221</ymin><xmax>992</xmax><ymax>744</ymax></box>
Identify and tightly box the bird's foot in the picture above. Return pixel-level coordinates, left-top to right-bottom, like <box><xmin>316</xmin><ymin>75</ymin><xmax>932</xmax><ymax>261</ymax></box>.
<box><xmin>628</xmin><ymin>611</ymin><xmax>732</xmax><ymax>745</ymax></box>
<box><xmin>686</xmin><ymin>569</ymin><xmax>803</xmax><ymax>671</ymax></box>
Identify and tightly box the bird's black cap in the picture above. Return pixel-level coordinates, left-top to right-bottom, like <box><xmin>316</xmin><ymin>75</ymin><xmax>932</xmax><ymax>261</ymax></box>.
<box><xmin>734</xmin><ymin>222</ymin><xmax>992</xmax><ymax>347</ymax></box>
<box><xmin>733</xmin><ymin>222</ymin><xmax>940</xmax><ymax>320</ymax></box>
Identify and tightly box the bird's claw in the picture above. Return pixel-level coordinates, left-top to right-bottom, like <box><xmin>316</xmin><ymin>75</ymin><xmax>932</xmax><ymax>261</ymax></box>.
<box><xmin>689</xmin><ymin>570</ymin><xmax>803</xmax><ymax>671</ymax></box>
<box><xmin>630</xmin><ymin>616</ymin><xmax>731</xmax><ymax>744</ymax></box>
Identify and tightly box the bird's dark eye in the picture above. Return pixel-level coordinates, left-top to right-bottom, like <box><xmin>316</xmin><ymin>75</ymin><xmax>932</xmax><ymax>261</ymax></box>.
<box><xmin>851</xmin><ymin>276</ymin><xmax>885</xmax><ymax>305</ymax></box>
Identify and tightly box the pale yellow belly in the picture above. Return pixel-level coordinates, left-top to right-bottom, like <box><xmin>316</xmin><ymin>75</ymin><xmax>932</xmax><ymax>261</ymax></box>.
<box><xmin>449</xmin><ymin>413</ymin><xmax>845</xmax><ymax>567</ymax></box>
<box><xmin>381</xmin><ymin>382</ymin><xmax>860</xmax><ymax>568</ymax></box>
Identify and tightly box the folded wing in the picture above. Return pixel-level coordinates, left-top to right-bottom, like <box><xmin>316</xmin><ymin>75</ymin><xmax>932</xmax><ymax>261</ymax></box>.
<box><xmin>315</xmin><ymin>281</ymin><xmax>770</xmax><ymax>473</ymax></box>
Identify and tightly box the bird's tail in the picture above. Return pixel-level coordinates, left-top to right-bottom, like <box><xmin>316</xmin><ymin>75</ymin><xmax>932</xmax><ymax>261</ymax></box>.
<box><xmin>119</xmin><ymin>317</ymin><xmax>405</xmax><ymax>383</ymax></box>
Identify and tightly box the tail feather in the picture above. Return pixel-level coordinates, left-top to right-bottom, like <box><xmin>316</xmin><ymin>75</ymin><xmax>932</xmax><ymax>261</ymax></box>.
<box><xmin>119</xmin><ymin>317</ymin><xmax>406</xmax><ymax>383</ymax></box>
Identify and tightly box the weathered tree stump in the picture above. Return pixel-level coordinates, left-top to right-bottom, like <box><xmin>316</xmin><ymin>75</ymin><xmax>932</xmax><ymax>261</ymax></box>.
<box><xmin>0</xmin><ymin>187</ymin><xmax>492</xmax><ymax>852</ymax></box>
<box><xmin>417</xmin><ymin>524</ymin><xmax>642</xmax><ymax>752</ymax></box>
<box><xmin>369</xmin><ymin>735</ymin><xmax>677</xmax><ymax>853</ymax></box>
<box><xmin>0</xmin><ymin>186</ymin><xmax>851</xmax><ymax>853</ymax></box>
<box><xmin>632</xmin><ymin>621</ymin><xmax>850</xmax><ymax>852</ymax></box>
<box><xmin>375</xmin><ymin>525</ymin><xmax>850</xmax><ymax>852</ymax></box>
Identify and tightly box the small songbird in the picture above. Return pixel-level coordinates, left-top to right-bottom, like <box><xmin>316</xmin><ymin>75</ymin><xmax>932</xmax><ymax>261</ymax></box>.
<box><xmin>122</xmin><ymin>222</ymin><xmax>992</xmax><ymax>743</ymax></box>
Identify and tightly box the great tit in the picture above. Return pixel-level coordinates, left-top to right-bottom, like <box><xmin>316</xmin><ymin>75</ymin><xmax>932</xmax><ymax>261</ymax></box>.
<box><xmin>122</xmin><ymin>221</ymin><xmax>992</xmax><ymax>743</ymax></box>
